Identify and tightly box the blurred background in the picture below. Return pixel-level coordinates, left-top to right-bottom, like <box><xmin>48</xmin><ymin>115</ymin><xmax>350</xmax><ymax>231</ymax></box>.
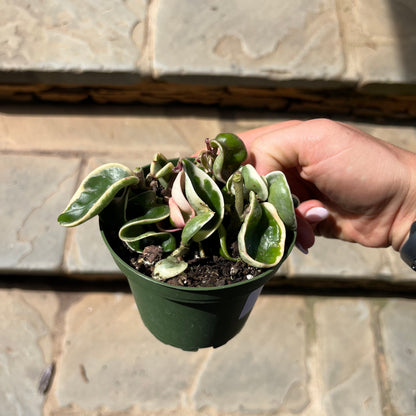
<box><xmin>1</xmin><ymin>1</ymin><xmax>416</xmax><ymax>415</ymax></box>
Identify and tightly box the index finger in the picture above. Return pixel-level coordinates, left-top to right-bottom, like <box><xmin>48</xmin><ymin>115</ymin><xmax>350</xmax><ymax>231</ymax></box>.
<box><xmin>238</xmin><ymin>120</ymin><xmax>306</xmax><ymax>175</ymax></box>
<box><xmin>238</xmin><ymin>120</ymin><xmax>302</xmax><ymax>152</ymax></box>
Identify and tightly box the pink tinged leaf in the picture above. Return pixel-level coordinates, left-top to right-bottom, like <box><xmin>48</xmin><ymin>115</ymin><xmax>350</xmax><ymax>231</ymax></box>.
<box><xmin>169</xmin><ymin>197</ymin><xmax>186</xmax><ymax>228</ymax></box>
<box><xmin>156</xmin><ymin>221</ymin><xmax>182</xmax><ymax>233</ymax></box>
<box><xmin>171</xmin><ymin>170</ymin><xmax>195</xmax><ymax>220</ymax></box>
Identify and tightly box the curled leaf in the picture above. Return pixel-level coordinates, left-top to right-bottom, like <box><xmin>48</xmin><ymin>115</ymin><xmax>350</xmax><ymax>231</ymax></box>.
<box><xmin>58</xmin><ymin>163</ymin><xmax>139</xmax><ymax>227</ymax></box>
<box><xmin>149</xmin><ymin>153</ymin><xmax>173</xmax><ymax>188</ymax></box>
<box><xmin>218</xmin><ymin>224</ymin><xmax>238</xmax><ymax>261</ymax></box>
<box><xmin>238</xmin><ymin>192</ymin><xmax>286</xmax><ymax>268</ymax></box>
<box><xmin>125</xmin><ymin>231</ymin><xmax>176</xmax><ymax>253</ymax></box>
<box><xmin>170</xmin><ymin>170</ymin><xmax>195</xmax><ymax>227</ymax></box>
<box><xmin>125</xmin><ymin>190</ymin><xmax>158</xmax><ymax>220</ymax></box>
<box><xmin>119</xmin><ymin>205</ymin><xmax>170</xmax><ymax>241</ymax></box>
<box><xmin>266</xmin><ymin>171</ymin><xmax>297</xmax><ymax>231</ymax></box>
<box><xmin>181</xmin><ymin>211</ymin><xmax>215</xmax><ymax>245</ymax></box>
<box><xmin>169</xmin><ymin>198</ymin><xmax>186</xmax><ymax>228</ymax></box>
<box><xmin>241</xmin><ymin>164</ymin><xmax>268</xmax><ymax>201</ymax></box>
<box><xmin>182</xmin><ymin>159</ymin><xmax>224</xmax><ymax>242</ymax></box>
<box><xmin>210</xmin><ymin>133</ymin><xmax>247</xmax><ymax>182</ymax></box>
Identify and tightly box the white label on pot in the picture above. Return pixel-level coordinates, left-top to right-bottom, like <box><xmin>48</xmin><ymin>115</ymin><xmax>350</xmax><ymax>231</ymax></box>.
<box><xmin>239</xmin><ymin>286</ymin><xmax>263</xmax><ymax>319</ymax></box>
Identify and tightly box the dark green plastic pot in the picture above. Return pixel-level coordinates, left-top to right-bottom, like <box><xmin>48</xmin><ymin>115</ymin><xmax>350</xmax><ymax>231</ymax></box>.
<box><xmin>100</xmin><ymin>220</ymin><xmax>296</xmax><ymax>351</ymax></box>
<box><xmin>98</xmin><ymin>157</ymin><xmax>296</xmax><ymax>351</ymax></box>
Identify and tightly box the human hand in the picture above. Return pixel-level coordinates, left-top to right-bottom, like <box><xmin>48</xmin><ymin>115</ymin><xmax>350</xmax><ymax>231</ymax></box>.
<box><xmin>239</xmin><ymin>119</ymin><xmax>416</xmax><ymax>252</ymax></box>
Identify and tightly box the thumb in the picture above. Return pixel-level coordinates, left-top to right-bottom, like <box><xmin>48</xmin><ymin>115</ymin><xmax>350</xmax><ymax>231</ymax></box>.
<box><xmin>293</xmin><ymin>201</ymin><xmax>330</xmax><ymax>254</ymax></box>
<box><xmin>297</xmin><ymin>201</ymin><xmax>330</xmax><ymax>225</ymax></box>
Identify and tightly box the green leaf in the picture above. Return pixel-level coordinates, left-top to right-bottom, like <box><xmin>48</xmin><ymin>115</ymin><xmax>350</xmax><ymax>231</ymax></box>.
<box><xmin>149</xmin><ymin>153</ymin><xmax>172</xmax><ymax>188</ymax></box>
<box><xmin>125</xmin><ymin>231</ymin><xmax>176</xmax><ymax>253</ymax></box>
<box><xmin>119</xmin><ymin>205</ymin><xmax>170</xmax><ymax>241</ymax></box>
<box><xmin>218</xmin><ymin>224</ymin><xmax>238</xmax><ymax>261</ymax></box>
<box><xmin>153</xmin><ymin>256</ymin><xmax>188</xmax><ymax>280</ymax></box>
<box><xmin>241</xmin><ymin>164</ymin><xmax>268</xmax><ymax>201</ymax></box>
<box><xmin>266</xmin><ymin>171</ymin><xmax>297</xmax><ymax>231</ymax></box>
<box><xmin>238</xmin><ymin>192</ymin><xmax>286</xmax><ymax>268</ymax></box>
<box><xmin>58</xmin><ymin>163</ymin><xmax>139</xmax><ymax>227</ymax></box>
<box><xmin>181</xmin><ymin>211</ymin><xmax>215</xmax><ymax>245</ymax></box>
<box><xmin>125</xmin><ymin>190</ymin><xmax>158</xmax><ymax>220</ymax></box>
<box><xmin>182</xmin><ymin>159</ymin><xmax>224</xmax><ymax>241</ymax></box>
<box><xmin>210</xmin><ymin>133</ymin><xmax>247</xmax><ymax>182</ymax></box>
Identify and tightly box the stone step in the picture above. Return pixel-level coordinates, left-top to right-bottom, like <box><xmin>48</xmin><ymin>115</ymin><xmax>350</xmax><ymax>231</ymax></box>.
<box><xmin>1</xmin><ymin>0</ymin><xmax>416</xmax><ymax>119</ymax></box>
<box><xmin>1</xmin><ymin>103</ymin><xmax>415</xmax><ymax>286</ymax></box>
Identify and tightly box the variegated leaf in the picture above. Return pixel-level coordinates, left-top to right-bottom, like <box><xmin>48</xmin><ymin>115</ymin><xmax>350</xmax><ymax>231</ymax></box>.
<box><xmin>238</xmin><ymin>192</ymin><xmax>286</xmax><ymax>268</ymax></box>
<box><xmin>182</xmin><ymin>159</ymin><xmax>224</xmax><ymax>242</ymax></box>
<box><xmin>241</xmin><ymin>164</ymin><xmax>268</xmax><ymax>201</ymax></box>
<box><xmin>181</xmin><ymin>211</ymin><xmax>215</xmax><ymax>245</ymax></box>
<box><xmin>210</xmin><ymin>133</ymin><xmax>247</xmax><ymax>182</ymax></box>
<box><xmin>119</xmin><ymin>205</ymin><xmax>170</xmax><ymax>241</ymax></box>
<box><xmin>58</xmin><ymin>163</ymin><xmax>139</xmax><ymax>227</ymax></box>
<box><xmin>153</xmin><ymin>256</ymin><xmax>188</xmax><ymax>280</ymax></box>
<box><xmin>125</xmin><ymin>231</ymin><xmax>176</xmax><ymax>253</ymax></box>
<box><xmin>149</xmin><ymin>153</ymin><xmax>173</xmax><ymax>188</ymax></box>
<box><xmin>170</xmin><ymin>170</ymin><xmax>195</xmax><ymax>227</ymax></box>
<box><xmin>125</xmin><ymin>190</ymin><xmax>158</xmax><ymax>220</ymax></box>
<box><xmin>266</xmin><ymin>171</ymin><xmax>297</xmax><ymax>231</ymax></box>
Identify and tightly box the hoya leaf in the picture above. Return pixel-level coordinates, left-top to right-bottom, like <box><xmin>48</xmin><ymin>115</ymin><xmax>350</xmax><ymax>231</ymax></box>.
<box><xmin>154</xmin><ymin>161</ymin><xmax>175</xmax><ymax>184</ymax></box>
<box><xmin>149</xmin><ymin>153</ymin><xmax>172</xmax><ymax>188</ymax></box>
<box><xmin>210</xmin><ymin>133</ymin><xmax>247</xmax><ymax>182</ymax></box>
<box><xmin>125</xmin><ymin>231</ymin><xmax>176</xmax><ymax>253</ymax></box>
<box><xmin>266</xmin><ymin>171</ymin><xmax>297</xmax><ymax>231</ymax></box>
<box><xmin>58</xmin><ymin>163</ymin><xmax>139</xmax><ymax>227</ymax></box>
<box><xmin>150</xmin><ymin>153</ymin><xmax>169</xmax><ymax>176</ymax></box>
<box><xmin>181</xmin><ymin>211</ymin><xmax>215</xmax><ymax>245</ymax></box>
<box><xmin>153</xmin><ymin>256</ymin><xmax>188</xmax><ymax>280</ymax></box>
<box><xmin>125</xmin><ymin>190</ymin><xmax>158</xmax><ymax>220</ymax></box>
<box><xmin>182</xmin><ymin>159</ymin><xmax>224</xmax><ymax>240</ymax></box>
<box><xmin>171</xmin><ymin>170</ymin><xmax>195</xmax><ymax>219</ymax></box>
<box><xmin>169</xmin><ymin>198</ymin><xmax>186</xmax><ymax>228</ymax></box>
<box><xmin>119</xmin><ymin>205</ymin><xmax>170</xmax><ymax>241</ymax></box>
<box><xmin>238</xmin><ymin>192</ymin><xmax>286</xmax><ymax>268</ymax></box>
<box><xmin>241</xmin><ymin>164</ymin><xmax>268</xmax><ymax>201</ymax></box>
<box><xmin>218</xmin><ymin>224</ymin><xmax>238</xmax><ymax>261</ymax></box>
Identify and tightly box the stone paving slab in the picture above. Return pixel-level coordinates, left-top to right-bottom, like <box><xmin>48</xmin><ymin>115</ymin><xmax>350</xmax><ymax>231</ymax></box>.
<box><xmin>379</xmin><ymin>299</ymin><xmax>416</xmax><ymax>415</ymax></box>
<box><xmin>0</xmin><ymin>289</ymin><xmax>58</xmax><ymax>416</ymax></box>
<box><xmin>3</xmin><ymin>288</ymin><xmax>416</xmax><ymax>416</ymax></box>
<box><xmin>0</xmin><ymin>153</ymin><xmax>80</xmax><ymax>273</ymax></box>
<box><xmin>0</xmin><ymin>0</ymin><xmax>146</xmax><ymax>84</ymax></box>
<box><xmin>339</xmin><ymin>0</ymin><xmax>416</xmax><ymax>91</ymax></box>
<box><xmin>0</xmin><ymin>0</ymin><xmax>415</xmax><ymax>94</ymax></box>
<box><xmin>154</xmin><ymin>0</ymin><xmax>345</xmax><ymax>86</ymax></box>
<box><xmin>314</xmin><ymin>299</ymin><xmax>383</xmax><ymax>416</ymax></box>
<box><xmin>289</xmin><ymin>238</ymin><xmax>391</xmax><ymax>279</ymax></box>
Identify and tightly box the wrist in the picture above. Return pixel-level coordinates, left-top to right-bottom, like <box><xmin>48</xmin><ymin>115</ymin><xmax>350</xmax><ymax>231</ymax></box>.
<box><xmin>391</xmin><ymin>151</ymin><xmax>416</xmax><ymax>252</ymax></box>
<box><xmin>400</xmin><ymin>221</ymin><xmax>416</xmax><ymax>270</ymax></box>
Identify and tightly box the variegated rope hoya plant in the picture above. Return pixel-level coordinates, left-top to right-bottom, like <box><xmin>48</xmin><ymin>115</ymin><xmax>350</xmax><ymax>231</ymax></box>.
<box><xmin>58</xmin><ymin>133</ymin><xmax>297</xmax><ymax>281</ymax></box>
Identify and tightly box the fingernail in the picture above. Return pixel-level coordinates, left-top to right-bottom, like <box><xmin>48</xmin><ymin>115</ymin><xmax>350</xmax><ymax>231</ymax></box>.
<box><xmin>295</xmin><ymin>241</ymin><xmax>309</xmax><ymax>254</ymax></box>
<box><xmin>304</xmin><ymin>207</ymin><xmax>329</xmax><ymax>223</ymax></box>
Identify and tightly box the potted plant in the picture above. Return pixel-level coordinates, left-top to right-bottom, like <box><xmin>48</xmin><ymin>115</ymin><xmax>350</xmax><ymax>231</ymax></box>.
<box><xmin>58</xmin><ymin>133</ymin><xmax>297</xmax><ymax>351</ymax></box>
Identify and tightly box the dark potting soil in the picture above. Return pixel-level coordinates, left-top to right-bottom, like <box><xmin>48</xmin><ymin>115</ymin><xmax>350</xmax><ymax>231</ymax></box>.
<box><xmin>107</xmin><ymin>230</ymin><xmax>263</xmax><ymax>287</ymax></box>
<box><xmin>133</xmin><ymin>245</ymin><xmax>262</xmax><ymax>287</ymax></box>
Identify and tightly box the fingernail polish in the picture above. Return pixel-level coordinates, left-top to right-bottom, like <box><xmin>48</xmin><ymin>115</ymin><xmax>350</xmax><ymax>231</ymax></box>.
<box><xmin>304</xmin><ymin>207</ymin><xmax>329</xmax><ymax>222</ymax></box>
<box><xmin>295</xmin><ymin>242</ymin><xmax>309</xmax><ymax>254</ymax></box>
